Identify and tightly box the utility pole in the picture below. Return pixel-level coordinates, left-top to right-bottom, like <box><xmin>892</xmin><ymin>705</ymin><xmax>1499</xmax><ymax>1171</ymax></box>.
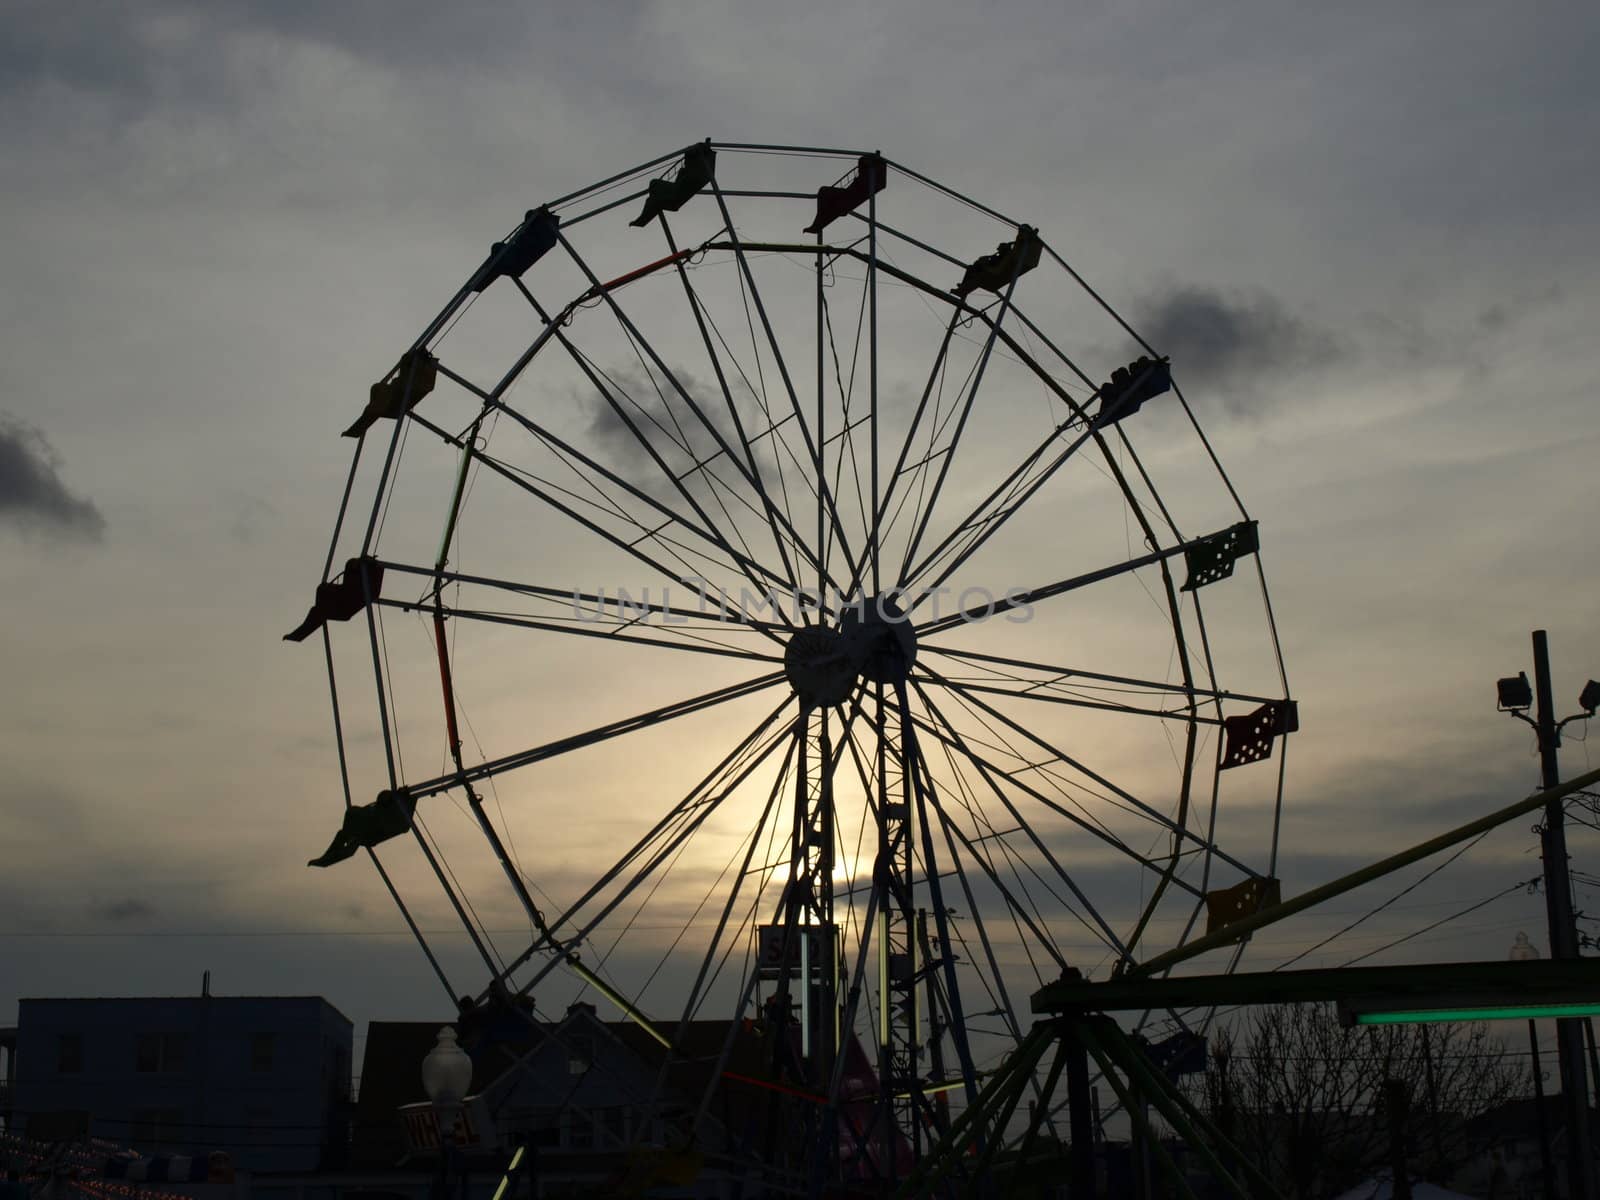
<box><xmin>1385</xmin><ymin>1078</ymin><xmax>1413</xmax><ymax>1200</ymax></box>
<box><xmin>1525</xmin><ymin>631</ymin><xmax>1594</xmax><ymax>1200</ymax></box>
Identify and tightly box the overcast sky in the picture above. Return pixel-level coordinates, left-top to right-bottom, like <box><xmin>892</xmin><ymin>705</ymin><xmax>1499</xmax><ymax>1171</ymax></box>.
<box><xmin>3</xmin><ymin>0</ymin><xmax>1598</xmax><ymax>1080</ymax></box>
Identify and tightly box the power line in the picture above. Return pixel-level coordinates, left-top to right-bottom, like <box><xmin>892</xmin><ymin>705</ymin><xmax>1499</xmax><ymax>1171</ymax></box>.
<box><xmin>1271</xmin><ymin>832</ymin><xmax>1491</xmax><ymax>972</ymax></box>
<box><xmin>1334</xmin><ymin>877</ymin><xmax>1540</xmax><ymax>968</ymax></box>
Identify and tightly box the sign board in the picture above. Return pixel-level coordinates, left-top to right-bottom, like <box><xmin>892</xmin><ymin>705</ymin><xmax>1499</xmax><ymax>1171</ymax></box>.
<box><xmin>398</xmin><ymin>1094</ymin><xmax>499</xmax><ymax>1151</ymax></box>
<box><xmin>756</xmin><ymin>924</ymin><xmax>837</xmax><ymax>978</ymax></box>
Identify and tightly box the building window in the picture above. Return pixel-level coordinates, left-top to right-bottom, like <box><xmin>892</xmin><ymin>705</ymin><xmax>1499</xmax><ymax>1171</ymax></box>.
<box><xmin>251</xmin><ymin>1032</ymin><xmax>275</xmax><ymax>1072</ymax></box>
<box><xmin>130</xmin><ymin>1107</ymin><xmax>184</xmax><ymax>1148</ymax></box>
<box><xmin>565</xmin><ymin>1110</ymin><xmax>593</xmax><ymax>1150</ymax></box>
<box><xmin>566</xmin><ymin>1033</ymin><xmax>593</xmax><ymax>1076</ymax></box>
<box><xmin>57</xmin><ymin>1034</ymin><xmax>83</xmax><ymax>1074</ymax></box>
<box><xmin>135</xmin><ymin>1033</ymin><xmax>187</xmax><ymax>1073</ymax></box>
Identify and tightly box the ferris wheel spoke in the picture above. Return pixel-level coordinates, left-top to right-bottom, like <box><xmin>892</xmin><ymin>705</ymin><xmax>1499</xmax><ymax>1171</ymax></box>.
<box><xmin>912</xmin><ymin>530</ymin><xmax>1205</xmax><ymax>639</ymax></box>
<box><xmin>909</xmin><ymin>683</ymin><xmax>1133</xmax><ymax>962</ymax></box>
<box><xmin>816</xmin><ymin>260</ymin><xmax>874</xmax><ymax>571</ymax></box>
<box><xmin>904</xmin><ymin>688</ymin><xmax>1190</xmax><ymax>897</ymax></box>
<box><xmin>575</xmin><ymin>334</ymin><xmax>792</xmax><ymax>600</ymax></box>
<box><xmin>378</xmin><ymin>600</ymin><xmax>782</xmax><ymax>664</ymax></box>
<box><xmin>917</xmin><ymin>644</ymin><xmax>1267</xmax><ymax>711</ymax></box>
<box><xmin>470</xmin><ymin>694</ymin><xmax>794</xmax><ymax>1003</ymax></box>
<box><xmin>379</xmin><ymin>567</ymin><xmax>785</xmax><ymax>660</ymax></box>
<box><xmin>905</xmin><ymin>365</ymin><xmax>1187</xmax><ymax>612</ymax></box>
<box><xmin>839</xmin><ymin>311</ymin><xmax>959</xmax><ymax>601</ymax></box>
<box><xmin>894</xmin><ymin>681</ymin><xmax>986</xmax><ymax>1102</ymax></box>
<box><xmin>695</xmin><ymin>287</ymin><xmax>820</xmax><ymax>598</ymax></box>
<box><xmin>408</xmin><ymin>412</ymin><xmax>784</xmax><ymax>639</ymax></box>
<box><xmin>920</xmin><ymin>668</ymin><xmax>1255</xmax><ymax>879</ymax></box>
<box><xmin>705</xmin><ymin>187</ymin><xmax>861</xmax><ymax>582</ymax></box>
<box><xmin>908</xmin><ymin>670</ymin><xmax>1219</xmax><ymax>726</ymax></box>
<box><xmin>411</xmin><ymin>408</ymin><xmax>731</xmax><ymax>586</ymax></box>
<box><xmin>894</xmin><ymin>274</ymin><xmax>1026</xmax><ymax>594</ymax></box>
<box><xmin>504</xmin><ymin>698</ymin><xmax>799</xmax><ymax>1002</ymax></box>
<box><xmin>671</xmin><ymin>727</ymin><xmax>799</xmax><ymax>1036</ymax></box>
<box><xmin>379</xmin><ymin>561</ymin><xmax>787</xmax><ymax>634</ymax></box>
<box><xmin>691</xmin><ymin>240</ymin><xmax>1052</xmax><ymax>599</ymax></box>
<box><xmin>918</xmin><ymin>704</ymin><xmax>1044</xmax><ymax>1044</ymax></box>
<box><xmin>656</xmin><ymin>216</ymin><xmax>813</xmax><ymax>594</ymax></box>
<box><xmin>919</xmin><ymin>673</ymin><xmax>1173</xmax><ymax>844</ymax></box>
<box><xmin>513</xmin><ymin>288</ymin><xmax>791</xmax><ymax>606</ymax></box>
<box><xmin>706</xmin><ymin>246</ymin><xmax>1114</xmax><ymax>605</ymax></box>
<box><xmin>850</xmin><ymin>711</ymin><xmax>1067</xmax><ymax>976</ymax></box>
<box><xmin>460</xmin><ymin>379</ymin><xmax>794</xmax><ymax>597</ymax></box>
<box><xmin>550</xmin><ymin>231</ymin><xmax>844</xmax><ymax>599</ymax></box>
<box><xmin>403</xmin><ymin>669</ymin><xmax>786</xmax><ymax>803</ymax></box>
<box><xmin>897</xmin><ymin>415</ymin><xmax>1099</xmax><ymax>603</ymax></box>
<box><xmin>629</xmin><ymin>727</ymin><xmax>803</xmax><ymax>1152</ymax></box>
<box><xmin>508</xmin><ymin>442</ymin><xmax>787</xmax><ymax>609</ymax></box>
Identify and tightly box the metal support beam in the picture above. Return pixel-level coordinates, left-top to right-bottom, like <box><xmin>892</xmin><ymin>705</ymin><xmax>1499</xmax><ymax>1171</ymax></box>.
<box><xmin>1126</xmin><ymin>763</ymin><xmax>1600</xmax><ymax>979</ymax></box>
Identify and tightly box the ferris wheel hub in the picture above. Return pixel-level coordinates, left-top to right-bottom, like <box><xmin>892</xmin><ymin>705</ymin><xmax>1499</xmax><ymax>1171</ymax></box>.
<box><xmin>782</xmin><ymin>624</ymin><xmax>855</xmax><ymax>707</ymax></box>
<box><xmin>840</xmin><ymin>593</ymin><xmax>918</xmax><ymax>687</ymax></box>
<box><xmin>782</xmin><ymin>595</ymin><xmax>919</xmax><ymax>706</ymax></box>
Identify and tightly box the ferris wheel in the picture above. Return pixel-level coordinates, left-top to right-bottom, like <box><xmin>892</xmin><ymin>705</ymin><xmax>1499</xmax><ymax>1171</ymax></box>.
<box><xmin>289</xmin><ymin>141</ymin><xmax>1294</xmax><ymax>1185</ymax></box>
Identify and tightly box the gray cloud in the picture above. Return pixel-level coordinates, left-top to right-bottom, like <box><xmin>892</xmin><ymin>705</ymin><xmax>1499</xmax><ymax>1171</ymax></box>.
<box><xmin>1133</xmin><ymin>284</ymin><xmax>1340</xmax><ymax>415</ymax></box>
<box><xmin>226</xmin><ymin>493</ymin><xmax>276</xmax><ymax>546</ymax></box>
<box><xmin>0</xmin><ymin>413</ymin><xmax>105</xmax><ymax>541</ymax></box>
<box><xmin>93</xmin><ymin>897</ymin><xmax>156</xmax><ymax>922</ymax></box>
<box><xmin>585</xmin><ymin>366</ymin><xmax>778</xmax><ymax>488</ymax></box>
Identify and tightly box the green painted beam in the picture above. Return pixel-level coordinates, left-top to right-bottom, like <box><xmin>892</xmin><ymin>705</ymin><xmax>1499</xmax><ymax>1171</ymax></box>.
<box><xmin>1353</xmin><ymin>1002</ymin><xmax>1600</xmax><ymax>1025</ymax></box>
<box><xmin>1111</xmin><ymin>763</ymin><xmax>1600</xmax><ymax>981</ymax></box>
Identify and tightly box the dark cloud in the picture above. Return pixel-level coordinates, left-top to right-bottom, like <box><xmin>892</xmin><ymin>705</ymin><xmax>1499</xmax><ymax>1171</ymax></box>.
<box><xmin>0</xmin><ymin>2</ymin><xmax>655</xmax><ymax>111</ymax></box>
<box><xmin>226</xmin><ymin>493</ymin><xmax>275</xmax><ymax>546</ymax></box>
<box><xmin>585</xmin><ymin>366</ymin><xmax>778</xmax><ymax>488</ymax></box>
<box><xmin>1134</xmin><ymin>284</ymin><xmax>1340</xmax><ymax>415</ymax></box>
<box><xmin>93</xmin><ymin>897</ymin><xmax>156</xmax><ymax>922</ymax></box>
<box><xmin>0</xmin><ymin>413</ymin><xmax>105</xmax><ymax>541</ymax></box>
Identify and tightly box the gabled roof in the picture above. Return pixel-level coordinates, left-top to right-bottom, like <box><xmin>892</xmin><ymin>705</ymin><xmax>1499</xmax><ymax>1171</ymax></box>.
<box><xmin>349</xmin><ymin>1008</ymin><xmax>780</xmax><ymax>1169</ymax></box>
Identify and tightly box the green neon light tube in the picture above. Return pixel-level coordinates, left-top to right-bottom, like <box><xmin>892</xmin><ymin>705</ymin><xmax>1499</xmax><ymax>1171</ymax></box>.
<box><xmin>1355</xmin><ymin>1002</ymin><xmax>1600</xmax><ymax>1025</ymax></box>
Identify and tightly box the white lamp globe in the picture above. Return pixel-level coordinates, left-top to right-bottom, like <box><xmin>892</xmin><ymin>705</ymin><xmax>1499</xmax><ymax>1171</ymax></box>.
<box><xmin>421</xmin><ymin>1026</ymin><xmax>473</xmax><ymax>1107</ymax></box>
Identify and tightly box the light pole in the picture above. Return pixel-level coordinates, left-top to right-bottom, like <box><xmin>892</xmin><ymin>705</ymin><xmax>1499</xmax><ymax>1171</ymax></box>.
<box><xmin>422</xmin><ymin>1026</ymin><xmax>473</xmax><ymax>1200</ymax></box>
<box><xmin>1497</xmin><ymin>632</ymin><xmax>1600</xmax><ymax>1200</ymax></box>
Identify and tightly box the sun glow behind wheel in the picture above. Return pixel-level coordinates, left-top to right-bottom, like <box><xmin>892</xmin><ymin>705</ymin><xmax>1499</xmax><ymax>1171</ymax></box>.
<box><xmin>294</xmin><ymin>142</ymin><xmax>1293</xmax><ymax>1182</ymax></box>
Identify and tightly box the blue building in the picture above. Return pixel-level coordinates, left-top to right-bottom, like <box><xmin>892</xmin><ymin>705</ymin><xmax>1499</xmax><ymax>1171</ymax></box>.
<box><xmin>12</xmin><ymin>993</ymin><xmax>352</xmax><ymax>1172</ymax></box>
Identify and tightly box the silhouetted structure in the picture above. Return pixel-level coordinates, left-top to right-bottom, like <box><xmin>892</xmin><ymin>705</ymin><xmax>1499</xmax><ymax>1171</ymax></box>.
<box><xmin>11</xmin><ymin>994</ymin><xmax>351</xmax><ymax>1172</ymax></box>
<box><xmin>351</xmin><ymin>1002</ymin><xmax>785</xmax><ymax>1198</ymax></box>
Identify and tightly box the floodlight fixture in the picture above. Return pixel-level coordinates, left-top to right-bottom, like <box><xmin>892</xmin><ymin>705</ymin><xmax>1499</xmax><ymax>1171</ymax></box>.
<box><xmin>1580</xmin><ymin>679</ymin><xmax>1600</xmax><ymax>716</ymax></box>
<box><xmin>1497</xmin><ymin>671</ymin><xmax>1533</xmax><ymax>712</ymax></box>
